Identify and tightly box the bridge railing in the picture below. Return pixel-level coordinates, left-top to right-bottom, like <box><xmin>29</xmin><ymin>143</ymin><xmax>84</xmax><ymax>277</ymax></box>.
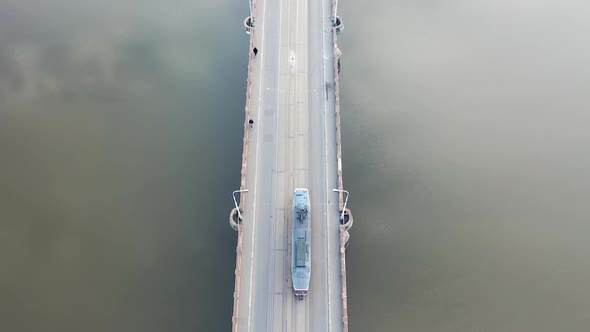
<box><xmin>330</xmin><ymin>3</ymin><xmax>350</xmax><ymax>331</ymax></box>
<box><xmin>232</xmin><ymin>1</ymin><xmax>258</xmax><ymax>330</ymax></box>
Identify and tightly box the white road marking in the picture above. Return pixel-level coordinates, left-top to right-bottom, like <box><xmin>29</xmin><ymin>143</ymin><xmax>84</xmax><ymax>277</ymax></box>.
<box><xmin>270</xmin><ymin>0</ymin><xmax>284</xmax><ymax>328</ymax></box>
<box><xmin>320</xmin><ymin>0</ymin><xmax>333</xmax><ymax>330</ymax></box>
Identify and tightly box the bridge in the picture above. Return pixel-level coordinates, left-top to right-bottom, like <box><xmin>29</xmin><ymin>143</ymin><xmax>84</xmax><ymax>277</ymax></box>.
<box><xmin>229</xmin><ymin>0</ymin><xmax>352</xmax><ymax>331</ymax></box>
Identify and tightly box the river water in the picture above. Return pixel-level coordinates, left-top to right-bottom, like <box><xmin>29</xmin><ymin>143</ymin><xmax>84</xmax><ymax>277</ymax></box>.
<box><xmin>1</xmin><ymin>1</ymin><xmax>590</xmax><ymax>331</ymax></box>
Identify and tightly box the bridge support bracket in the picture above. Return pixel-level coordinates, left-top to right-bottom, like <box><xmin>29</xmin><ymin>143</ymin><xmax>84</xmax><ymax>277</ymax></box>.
<box><xmin>244</xmin><ymin>16</ymin><xmax>255</xmax><ymax>34</ymax></box>
<box><xmin>332</xmin><ymin>16</ymin><xmax>343</xmax><ymax>35</ymax></box>
<box><xmin>342</xmin><ymin>229</ymin><xmax>350</xmax><ymax>249</ymax></box>
<box><xmin>340</xmin><ymin>208</ymin><xmax>353</xmax><ymax>230</ymax></box>
<box><xmin>230</xmin><ymin>208</ymin><xmax>241</xmax><ymax>231</ymax></box>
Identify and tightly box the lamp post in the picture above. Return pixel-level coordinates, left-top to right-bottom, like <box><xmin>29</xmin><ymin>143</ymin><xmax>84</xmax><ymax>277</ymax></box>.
<box><xmin>332</xmin><ymin>0</ymin><xmax>338</xmax><ymax>25</ymax></box>
<box><xmin>232</xmin><ymin>189</ymin><xmax>249</xmax><ymax>220</ymax></box>
<box><xmin>332</xmin><ymin>188</ymin><xmax>349</xmax><ymax>222</ymax></box>
<box><xmin>249</xmin><ymin>0</ymin><xmax>254</xmax><ymax>26</ymax></box>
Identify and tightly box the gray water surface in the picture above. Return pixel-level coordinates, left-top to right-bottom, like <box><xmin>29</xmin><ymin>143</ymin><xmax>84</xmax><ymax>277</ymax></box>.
<box><xmin>340</xmin><ymin>1</ymin><xmax>590</xmax><ymax>331</ymax></box>
<box><xmin>1</xmin><ymin>1</ymin><xmax>247</xmax><ymax>331</ymax></box>
<box><xmin>2</xmin><ymin>0</ymin><xmax>590</xmax><ymax>331</ymax></box>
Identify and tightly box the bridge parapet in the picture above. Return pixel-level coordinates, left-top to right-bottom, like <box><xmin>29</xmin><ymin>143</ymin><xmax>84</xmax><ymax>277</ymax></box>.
<box><xmin>331</xmin><ymin>6</ymin><xmax>350</xmax><ymax>332</ymax></box>
<box><xmin>231</xmin><ymin>1</ymin><xmax>258</xmax><ymax>330</ymax></box>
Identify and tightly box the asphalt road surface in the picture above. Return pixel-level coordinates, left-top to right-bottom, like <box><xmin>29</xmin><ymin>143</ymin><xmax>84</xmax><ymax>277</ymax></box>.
<box><xmin>235</xmin><ymin>0</ymin><xmax>343</xmax><ymax>331</ymax></box>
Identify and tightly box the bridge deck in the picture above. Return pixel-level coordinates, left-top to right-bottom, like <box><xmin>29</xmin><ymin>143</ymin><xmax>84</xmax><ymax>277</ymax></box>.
<box><xmin>232</xmin><ymin>0</ymin><xmax>347</xmax><ymax>331</ymax></box>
